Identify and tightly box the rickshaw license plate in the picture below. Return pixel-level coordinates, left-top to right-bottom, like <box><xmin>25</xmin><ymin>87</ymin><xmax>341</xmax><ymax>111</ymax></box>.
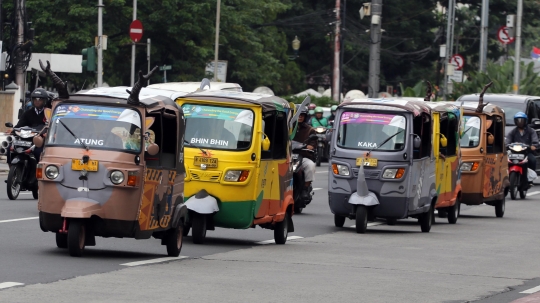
<box><xmin>194</xmin><ymin>156</ymin><xmax>218</xmax><ymax>168</ymax></box>
<box><xmin>356</xmin><ymin>157</ymin><xmax>378</xmax><ymax>167</ymax></box>
<box><xmin>71</xmin><ymin>159</ymin><xmax>99</xmax><ymax>171</ymax></box>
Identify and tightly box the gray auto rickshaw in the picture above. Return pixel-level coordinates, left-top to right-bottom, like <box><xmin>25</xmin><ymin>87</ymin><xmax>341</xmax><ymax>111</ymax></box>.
<box><xmin>328</xmin><ymin>98</ymin><xmax>437</xmax><ymax>233</ymax></box>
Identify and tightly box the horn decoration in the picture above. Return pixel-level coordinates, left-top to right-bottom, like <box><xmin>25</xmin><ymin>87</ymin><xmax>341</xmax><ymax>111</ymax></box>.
<box><xmin>39</xmin><ymin>60</ymin><xmax>69</xmax><ymax>99</ymax></box>
<box><xmin>424</xmin><ymin>81</ymin><xmax>432</xmax><ymax>101</ymax></box>
<box><xmin>476</xmin><ymin>81</ymin><xmax>493</xmax><ymax>113</ymax></box>
<box><xmin>126</xmin><ymin>66</ymin><xmax>159</xmax><ymax>105</ymax></box>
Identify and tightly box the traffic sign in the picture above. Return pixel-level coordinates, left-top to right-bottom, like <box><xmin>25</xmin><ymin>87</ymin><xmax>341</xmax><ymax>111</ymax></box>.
<box><xmin>159</xmin><ymin>65</ymin><xmax>172</xmax><ymax>71</ymax></box>
<box><xmin>129</xmin><ymin>20</ymin><xmax>143</xmax><ymax>42</ymax></box>
<box><xmin>497</xmin><ymin>26</ymin><xmax>515</xmax><ymax>45</ymax></box>
<box><xmin>450</xmin><ymin>54</ymin><xmax>465</xmax><ymax>70</ymax></box>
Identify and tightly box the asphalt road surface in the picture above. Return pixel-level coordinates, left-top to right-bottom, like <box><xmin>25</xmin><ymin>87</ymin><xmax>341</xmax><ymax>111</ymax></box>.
<box><xmin>1</xmin><ymin>163</ymin><xmax>540</xmax><ymax>302</ymax></box>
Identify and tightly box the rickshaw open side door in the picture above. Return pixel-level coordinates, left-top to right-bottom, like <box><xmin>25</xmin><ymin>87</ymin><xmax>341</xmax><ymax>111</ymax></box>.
<box><xmin>409</xmin><ymin>112</ymin><xmax>435</xmax><ymax>211</ymax></box>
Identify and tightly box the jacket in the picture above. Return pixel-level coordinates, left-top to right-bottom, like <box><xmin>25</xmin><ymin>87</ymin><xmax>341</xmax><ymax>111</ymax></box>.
<box><xmin>15</xmin><ymin>107</ymin><xmax>46</xmax><ymax>129</ymax></box>
<box><xmin>506</xmin><ymin>126</ymin><xmax>539</xmax><ymax>149</ymax></box>
<box><xmin>293</xmin><ymin>122</ymin><xmax>317</xmax><ymax>161</ymax></box>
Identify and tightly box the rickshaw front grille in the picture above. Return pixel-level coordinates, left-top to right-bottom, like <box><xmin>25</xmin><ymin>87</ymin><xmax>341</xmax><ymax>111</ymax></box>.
<box><xmin>353</xmin><ymin>168</ymin><xmax>381</xmax><ymax>179</ymax></box>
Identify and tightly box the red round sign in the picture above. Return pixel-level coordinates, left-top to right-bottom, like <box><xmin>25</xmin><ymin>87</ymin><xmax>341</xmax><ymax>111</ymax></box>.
<box><xmin>129</xmin><ymin>20</ymin><xmax>143</xmax><ymax>42</ymax></box>
<box><xmin>497</xmin><ymin>26</ymin><xmax>515</xmax><ymax>45</ymax></box>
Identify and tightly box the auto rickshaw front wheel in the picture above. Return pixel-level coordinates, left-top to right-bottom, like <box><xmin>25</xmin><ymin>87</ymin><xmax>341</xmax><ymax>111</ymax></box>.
<box><xmin>191</xmin><ymin>214</ymin><xmax>207</xmax><ymax>244</ymax></box>
<box><xmin>56</xmin><ymin>233</ymin><xmax>68</xmax><ymax>249</ymax></box>
<box><xmin>334</xmin><ymin>214</ymin><xmax>346</xmax><ymax>227</ymax></box>
<box><xmin>68</xmin><ymin>220</ymin><xmax>86</xmax><ymax>257</ymax></box>
<box><xmin>274</xmin><ymin>212</ymin><xmax>290</xmax><ymax>244</ymax></box>
<box><xmin>495</xmin><ymin>196</ymin><xmax>505</xmax><ymax>218</ymax></box>
<box><xmin>355</xmin><ymin>206</ymin><xmax>368</xmax><ymax>234</ymax></box>
<box><xmin>419</xmin><ymin>204</ymin><xmax>433</xmax><ymax>233</ymax></box>
<box><xmin>447</xmin><ymin>199</ymin><xmax>460</xmax><ymax>224</ymax></box>
<box><xmin>165</xmin><ymin>225</ymin><xmax>184</xmax><ymax>257</ymax></box>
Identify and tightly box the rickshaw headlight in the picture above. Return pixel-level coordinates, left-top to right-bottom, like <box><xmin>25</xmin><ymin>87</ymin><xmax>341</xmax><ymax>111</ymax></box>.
<box><xmin>460</xmin><ymin>162</ymin><xmax>479</xmax><ymax>172</ymax></box>
<box><xmin>45</xmin><ymin>165</ymin><xmax>59</xmax><ymax>179</ymax></box>
<box><xmin>382</xmin><ymin>168</ymin><xmax>405</xmax><ymax>179</ymax></box>
<box><xmin>332</xmin><ymin>164</ymin><xmax>350</xmax><ymax>176</ymax></box>
<box><xmin>224</xmin><ymin>170</ymin><xmax>249</xmax><ymax>182</ymax></box>
<box><xmin>110</xmin><ymin>170</ymin><xmax>125</xmax><ymax>184</ymax></box>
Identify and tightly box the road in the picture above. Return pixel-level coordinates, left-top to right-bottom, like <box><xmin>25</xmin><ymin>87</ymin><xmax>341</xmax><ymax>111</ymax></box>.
<box><xmin>1</xmin><ymin>163</ymin><xmax>540</xmax><ymax>302</ymax></box>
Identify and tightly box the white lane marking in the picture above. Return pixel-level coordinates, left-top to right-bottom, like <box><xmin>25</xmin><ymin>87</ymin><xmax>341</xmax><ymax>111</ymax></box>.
<box><xmin>527</xmin><ymin>191</ymin><xmax>540</xmax><ymax>196</ymax></box>
<box><xmin>350</xmin><ymin>222</ymin><xmax>385</xmax><ymax>228</ymax></box>
<box><xmin>313</xmin><ymin>188</ymin><xmax>322</xmax><ymax>191</ymax></box>
<box><xmin>0</xmin><ymin>217</ymin><xmax>38</xmax><ymax>223</ymax></box>
<box><xmin>316</xmin><ymin>171</ymin><xmax>327</xmax><ymax>174</ymax></box>
<box><xmin>256</xmin><ymin>236</ymin><xmax>304</xmax><ymax>245</ymax></box>
<box><xmin>520</xmin><ymin>285</ymin><xmax>540</xmax><ymax>294</ymax></box>
<box><xmin>0</xmin><ymin>282</ymin><xmax>24</xmax><ymax>289</ymax></box>
<box><xmin>121</xmin><ymin>256</ymin><xmax>188</xmax><ymax>267</ymax></box>
<box><xmin>20</xmin><ymin>193</ymin><xmax>32</xmax><ymax>195</ymax></box>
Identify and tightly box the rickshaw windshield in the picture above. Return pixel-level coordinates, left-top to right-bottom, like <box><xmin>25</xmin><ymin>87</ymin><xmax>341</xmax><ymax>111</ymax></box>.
<box><xmin>337</xmin><ymin>112</ymin><xmax>406</xmax><ymax>151</ymax></box>
<box><xmin>181</xmin><ymin>104</ymin><xmax>253</xmax><ymax>151</ymax></box>
<box><xmin>47</xmin><ymin>104</ymin><xmax>142</xmax><ymax>153</ymax></box>
<box><xmin>460</xmin><ymin>116</ymin><xmax>482</xmax><ymax>148</ymax></box>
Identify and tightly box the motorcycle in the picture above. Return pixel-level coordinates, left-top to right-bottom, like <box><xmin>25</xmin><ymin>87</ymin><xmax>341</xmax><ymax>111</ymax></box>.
<box><xmin>507</xmin><ymin>142</ymin><xmax>530</xmax><ymax>200</ymax></box>
<box><xmin>1</xmin><ymin>122</ymin><xmax>43</xmax><ymax>200</ymax></box>
<box><xmin>314</xmin><ymin>126</ymin><xmax>328</xmax><ymax>167</ymax></box>
<box><xmin>292</xmin><ymin>135</ymin><xmax>317</xmax><ymax>214</ymax></box>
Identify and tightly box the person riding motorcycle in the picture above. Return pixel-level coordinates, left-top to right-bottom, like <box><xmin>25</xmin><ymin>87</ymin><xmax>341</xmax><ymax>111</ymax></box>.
<box><xmin>310</xmin><ymin>107</ymin><xmax>329</xmax><ymax>128</ymax></box>
<box><xmin>506</xmin><ymin>112</ymin><xmax>539</xmax><ymax>186</ymax></box>
<box><xmin>307</xmin><ymin>103</ymin><xmax>316</xmax><ymax>123</ymax></box>
<box><xmin>293</xmin><ymin>108</ymin><xmax>317</xmax><ymax>199</ymax></box>
<box><xmin>328</xmin><ymin>105</ymin><xmax>338</xmax><ymax>125</ymax></box>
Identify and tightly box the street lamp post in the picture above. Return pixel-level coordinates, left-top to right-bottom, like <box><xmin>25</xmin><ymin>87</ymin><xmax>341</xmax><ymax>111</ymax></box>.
<box><xmin>213</xmin><ymin>0</ymin><xmax>221</xmax><ymax>82</ymax></box>
<box><xmin>292</xmin><ymin>36</ymin><xmax>300</xmax><ymax>59</ymax></box>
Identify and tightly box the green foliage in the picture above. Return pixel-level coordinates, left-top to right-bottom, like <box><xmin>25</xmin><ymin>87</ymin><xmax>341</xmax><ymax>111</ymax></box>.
<box><xmin>449</xmin><ymin>59</ymin><xmax>540</xmax><ymax>100</ymax></box>
<box><xmin>282</xmin><ymin>95</ymin><xmax>337</xmax><ymax>107</ymax></box>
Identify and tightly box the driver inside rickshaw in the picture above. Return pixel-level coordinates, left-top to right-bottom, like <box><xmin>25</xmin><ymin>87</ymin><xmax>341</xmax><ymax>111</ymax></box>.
<box><xmin>79</xmin><ymin>119</ymin><xmax>125</xmax><ymax>149</ymax></box>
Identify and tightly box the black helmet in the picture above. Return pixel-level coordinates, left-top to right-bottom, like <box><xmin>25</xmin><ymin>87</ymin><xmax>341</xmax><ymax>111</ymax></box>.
<box><xmin>31</xmin><ymin>88</ymin><xmax>48</xmax><ymax>100</ymax></box>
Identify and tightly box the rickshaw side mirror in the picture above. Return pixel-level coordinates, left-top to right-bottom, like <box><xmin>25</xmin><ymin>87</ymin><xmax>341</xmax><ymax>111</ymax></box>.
<box><xmin>5</xmin><ymin>122</ymin><xmax>13</xmax><ymax>128</ymax></box>
<box><xmin>262</xmin><ymin>133</ymin><xmax>271</xmax><ymax>151</ymax></box>
<box><xmin>487</xmin><ymin>133</ymin><xmax>495</xmax><ymax>145</ymax></box>
<box><xmin>413</xmin><ymin>136</ymin><xmax>422</xmax><ymax>149</ymax></box>
<box><xmin>440</xmin><ymin>134</ymin><xmax>448</xmax><ymax>148</ymax></box>
<box><xmin>33</xmin><ymin>136</ymin><xmax>44</xmax><ymax>148</ymax></box>
<box><xmin>147</xmin><ymin>143</ymin><xmax>160</xmax><ymax>156</ymax></box>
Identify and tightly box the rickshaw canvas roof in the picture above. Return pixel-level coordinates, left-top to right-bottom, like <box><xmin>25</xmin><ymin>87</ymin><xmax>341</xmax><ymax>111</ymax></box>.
<box><xmin>339</xmin><ymin>98</ymin><xmax>432</xmax><ymax>116</ymax></box>
<box><xmin>179</xmin><ymin>90</ymin><xmax>292</xmax><ymax>113</ymax></box>
<box><xmin>451</xmin><ymin>101</ymin><xmax>505</xmax><ymax>116</ymax></box>
<box><xmin>72</xmin><ymin>87</ymin><xmax>180</xmax><ymax>111</ymax></box>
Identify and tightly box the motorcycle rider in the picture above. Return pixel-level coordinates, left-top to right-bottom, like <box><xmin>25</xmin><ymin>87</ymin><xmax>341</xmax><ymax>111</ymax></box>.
<box><xmin>506</xmin><ymin>112</ymin><xmax>539</xmax><ymax>187</ymax></box>
<box><xmin>293</xmin><ymin>108</ymin><xmax>317</xmax><ymax>199</ymax></box>
<box><xmin>307</xmin><ymin>103</ymin><xmax>316</xmax><ymax>124</ymax></box>
<box><xmin>328</xmin><ymin>105</ymin><xmax>338</xmax><ymax>125</ymax></box>
<box><xmin>310</xmin><ymin>107</ymin><xmax>329</xmax><ymax>128</ymax></box>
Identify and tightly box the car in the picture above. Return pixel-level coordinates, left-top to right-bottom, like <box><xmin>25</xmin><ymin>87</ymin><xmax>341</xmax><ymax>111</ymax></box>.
<box><xmin>457</xmin><ymin>93</ymin><xmax>540</xmax><ymax>173</ymax></box>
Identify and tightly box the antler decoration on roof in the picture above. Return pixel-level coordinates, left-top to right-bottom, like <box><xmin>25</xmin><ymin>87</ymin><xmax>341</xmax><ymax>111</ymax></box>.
<box><xmin>424</xmin><ymin>81</ymin><xmax>432</xmax><ymax>101</ymax></box>
<box><xmin>476</xmin><ymin>81</ymin><xmax>493</xmax><ymax>113</ymax></box>
<box><xmin>39</xmin><ymin>59</ymin><xmax>69</xmax><ymax>99</ymax></box>
<box><xmin>126</xmin><ymin>66</ymin><xmax>159</xmax><ymax>105</ymax></box>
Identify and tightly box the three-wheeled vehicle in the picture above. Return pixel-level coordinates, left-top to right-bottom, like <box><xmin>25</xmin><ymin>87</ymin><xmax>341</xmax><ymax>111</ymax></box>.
<box><xmin>420</xmin><ymin>100</ymin><xmax>463</xmax><ymax>224</ymax></box>
<box><xmin>36</xmin><ymin>62</ymin><xmax>187</xmax><ymax>257</ymax></box>
<box><xmin>453</xmin><ymin>84</ymin><xmax>509</xmax><ymax>217</ymax></box>
<box><xmin>328</xmin><ymin>98</ymin><xmax>437</xmax><ymax>233</ymax></box>
<box><xmin>174</xmin><ymin>88</ymin><xmax>308</xmax><ymax>244</ymax></box>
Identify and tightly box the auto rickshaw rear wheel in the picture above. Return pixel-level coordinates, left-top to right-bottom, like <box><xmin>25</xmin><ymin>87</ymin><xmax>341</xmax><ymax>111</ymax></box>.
<box><xmin>191</xmin><ymin>214</ymin><xmax>207</xmax><ymax>244</ymax></box>
<box><xmin>334</xmin><ymin>214</ymin><xmax>346</xmax><ymax>227</ymax></box>
<box><xmin>437</xmin><ymin>209</ymin><xmax>448</xmax><ymax>218</ymax></box>
<box><xmin>355</xmin><ymin>206</ymin><xmax>368</xmax><ymax>234</ymax></box>
<box><xmin>166</xmin><ymin>225</ymin><xmax>184</xmax><ymax>257</ymax></box>
<box><xmin>274</xmin><ymin>212</ymin><xmax>289</xmax><ymax>244</ymax></box>
<box><xmin>32</xmin><ymin>188</ymin><xmax>38</xmax><ymax>199</ymax></box>
<box><xmin>495</xmin><ymin>196</ymin><xmax>505</xmax><ymax>218</ymax></box>
<box><xmin>56</xmin><ymin>233</ymin><xmax>68</xmax><ymax>249</ymax></box>
<box><xmin>447</xmin><ymin>199</ymin><xmax>460</xmax><ymax>224</ymax></box>
<box><xmin>419</xmin><ymin>204</ymin><xmax>433</xmax><ymax>232</ymax></box>
<box><xmin>68</xmin><ymin>220</ymin><xmax>85</xmax><ymax>257</ymax></box>
<box><xmin>182</xmin><ymin>224</ymin><xmax>191</xmax><ymax>237</ymax></box>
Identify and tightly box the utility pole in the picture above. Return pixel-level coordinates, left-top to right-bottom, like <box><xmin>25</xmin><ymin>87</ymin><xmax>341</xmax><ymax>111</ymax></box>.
<box><xmin>368</xmin><ymin>0</ymin><xmax>382</xmax><ymax>98</ymax></box>
<box><xmin>513</xmin><ymin>0</ymin><xmax>523</xmax><ymax>94</ymax></box>
<box><xmin>339</xmin><ymin>0</ymin><xmax>347</xmax><ymax>102</ymax></box>
<box><xmin>147</xmin><ymin>38</ymin><xmax>151</xmax><ymax>85</ymax></box>
<box><xmin>479</xmin><ymin>0</ymin><xmax>489</xmax><ymax>72</ymax></box>
<box><xmin>97</xmin><ymin>0</ymin><xmax>103</xmax><ymax>87</ymax></box>
<box><xmin>130</xmin><ymin>0</ymin><xmax>137</xmax><ymax>86</ymax></box>
<box><xmin>15</xmin><ymin>0</ymin><xmax>25</xmax><ymax>97</ymax></box>
<box><xmin>332</xmin><ymin>0</ymin><xmax>341</xmax><ymax>102</ymax></box>
<box><xmin>443</xmin><ymin>0</ymin><xmax>455</xmax><ymax>100</ymax></box>
<box><xmin>213</xmin><ymin>0</ymin><xmax>221</xmax><ymax>82</ymax></box>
